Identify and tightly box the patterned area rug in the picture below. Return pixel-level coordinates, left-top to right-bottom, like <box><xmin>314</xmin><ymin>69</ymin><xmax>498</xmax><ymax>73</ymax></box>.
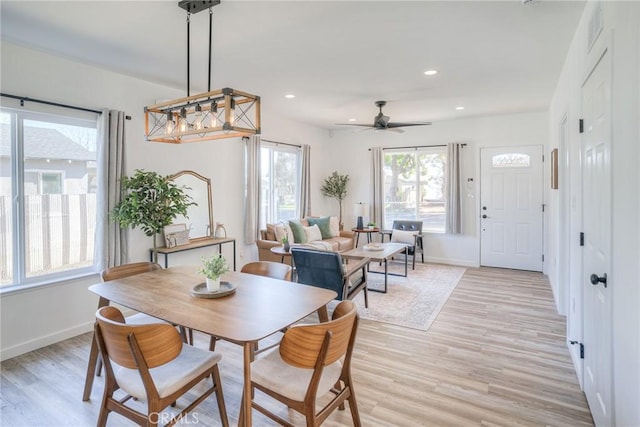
<box><xmin>351</xmin><ymin>261</ymin><xmax>466</xmax><ymax>331</ymax></box>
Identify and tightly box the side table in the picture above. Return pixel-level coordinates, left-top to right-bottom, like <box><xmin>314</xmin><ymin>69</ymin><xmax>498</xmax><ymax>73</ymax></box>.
<box><xmin>351</xmin><ymin>227</ymin><xmax>380</xmax><ymax>247</ymax></box>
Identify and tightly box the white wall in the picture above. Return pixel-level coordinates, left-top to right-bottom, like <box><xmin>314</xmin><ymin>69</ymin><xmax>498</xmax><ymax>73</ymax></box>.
<box><xmin>0</xmin><ymin>41</ymin><xmax>331</xmax><ymax>360</ymax></box>
<box><xmin>548</xmin><ymin>2</ymin><xmax>640</xmax><ymax>425</ymax></box>
<box><xmin>325</xmin><ymin>111</ymin><xmax>550</xmax><ymax>268</ymax></box>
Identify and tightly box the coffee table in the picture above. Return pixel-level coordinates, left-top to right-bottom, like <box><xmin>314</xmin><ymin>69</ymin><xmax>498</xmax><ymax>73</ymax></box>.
<box><xmin>341</xmin><ymin>242</ymin><xmax>408</xmax><ymax>293</ymax></box>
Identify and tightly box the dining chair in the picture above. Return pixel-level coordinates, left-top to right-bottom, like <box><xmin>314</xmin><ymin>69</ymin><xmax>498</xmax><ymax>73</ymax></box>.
<box><xmin>242</xmin><ymin>300</ymin><xmax>361</xmax><ymax>426</ymax></box>
<box><xmin>209</xmin><ymin>261</ymin><xmax>293</xmax><ymax>358</ymax></box>
<box><xmin>83</xmin><ymin>262</ymin><xmax>171</xmax><ymax>401</ymax></box>
<box><xmin>291</xmin><ymin>248</ymin><xmax>369</xmax><ymax>308</ymax></box>
<box><xmin>94</xmin><ymin>306</ymin><xmax>229</xmax><ymax>427</ymax></box>
<box><xmin>380</xmin><ymin>220</ymin><xmax>424</xmax><ymax>269</ymax></box>
<box><xmin>241</xmin><ymin>261</ymin><xmax>292</xmax><ymax>281</ymax></box>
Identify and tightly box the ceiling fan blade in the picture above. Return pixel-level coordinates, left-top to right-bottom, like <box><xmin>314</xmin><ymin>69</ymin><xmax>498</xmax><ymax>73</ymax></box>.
<box><xmin>386</xmin><ymin>127</ymin><xmax>405</xmax><ymax>133</ymax></box>
<box><xmin>386</xmin><ymin>122</ymin><xmax>432</xmax><ymax>128</ymax></box>
<box><xmin>335</xmin><ymin>123</ymin><xmax>375</xmax><ymax>127</ymax></box>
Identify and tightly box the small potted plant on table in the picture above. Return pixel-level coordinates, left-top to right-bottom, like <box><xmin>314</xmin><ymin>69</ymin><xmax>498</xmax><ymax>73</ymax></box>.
<box><xmin>367</xmin><ymin>222</ymin><xmax>377</xmax><ymax>230</ymax></box>
<box><xmin>198</xmin><ymin>255</ymin><xmax>230</xmax><ymax>292</ymax></box>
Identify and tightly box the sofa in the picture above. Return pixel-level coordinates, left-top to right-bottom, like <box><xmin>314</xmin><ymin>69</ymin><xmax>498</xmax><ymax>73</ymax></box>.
<box><xmin>256</xmin><ymin>216</ymin><xmax>355</xmax><ymax>263</ymax></box>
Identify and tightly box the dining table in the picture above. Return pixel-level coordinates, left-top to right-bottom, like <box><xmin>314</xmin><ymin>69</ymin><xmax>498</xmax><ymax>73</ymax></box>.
<box><xmin>86</xmin><ymin>264</ymin><xmax>337</xmax><ymax>426</ymax></box>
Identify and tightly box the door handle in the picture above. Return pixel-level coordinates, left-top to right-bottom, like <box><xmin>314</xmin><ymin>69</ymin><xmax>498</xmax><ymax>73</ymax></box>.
<box><xmin>590</xmin><ymin>273</ymin><xmax>607</xmax><ymax>288</ymax></box>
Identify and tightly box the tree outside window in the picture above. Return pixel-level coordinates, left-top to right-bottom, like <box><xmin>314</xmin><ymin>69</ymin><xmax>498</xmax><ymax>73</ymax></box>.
<box><xmin>383</xmin><ymin>148</ymin><xmax>446</xmax><ymax>232</ymax></box>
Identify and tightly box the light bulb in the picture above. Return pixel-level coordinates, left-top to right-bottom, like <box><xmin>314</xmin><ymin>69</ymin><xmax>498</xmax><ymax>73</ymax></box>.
<box><xmin>210</xmin><ymin>101</ymin><xmax>218</xmax><ymax>128</ymax></box>
<box><xmin>179</xmin><ymin>107</ymin><xmax>187</xmax><ymax>132</ymax></box>
<box><xmin>165</xmin><ymin>111</ymin><xmax>175</xmax><ymax>134</ymax></box>
<box><xmin>194</xmin><ymin>104</ymin><xmax>203</xmax><ymax>130</ymax></box>
<box><xmin>228</xmin><ymin>98</ymin><xmax>235</xmax><ymax>125</ymax></box>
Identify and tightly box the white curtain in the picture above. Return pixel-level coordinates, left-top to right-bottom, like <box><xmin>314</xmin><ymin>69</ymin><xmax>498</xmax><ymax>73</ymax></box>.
<box><xmin>298</xmin><ymin>144</ymin><xmax>311</xmax><ymax>217</ymax></box>
<box><xmin>371</xmin><ymin>147</ymin><xmax>385</xmax><ymax>228</ymax></box>
<box><xmin>95</xmin><ymin>109</ymin><xmax>127</xmax><ymax>270</ymax></box>
<box><xmin>446</xmin><ymin>142</ymin><xmax>462</xmax><ymax>234</ymax></box>
<box><xmin>244</xmin><ymin>135</ymin><xmax>261</xmax><ymax>244</ymax></box>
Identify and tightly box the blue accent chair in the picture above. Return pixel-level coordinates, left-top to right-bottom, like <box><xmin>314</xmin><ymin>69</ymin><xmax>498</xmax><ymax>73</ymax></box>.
<box><xmin>291</xmin><ymin>248</ymin><xmax>369</xmax><ymax>308</ymax></box>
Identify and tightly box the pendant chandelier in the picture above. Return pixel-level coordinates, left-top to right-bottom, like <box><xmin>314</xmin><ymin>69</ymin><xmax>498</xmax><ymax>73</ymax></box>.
<box><xmin>144</xmin><ymin>0</ymin><xmax>260</xmax><ymax>144</ymax></box>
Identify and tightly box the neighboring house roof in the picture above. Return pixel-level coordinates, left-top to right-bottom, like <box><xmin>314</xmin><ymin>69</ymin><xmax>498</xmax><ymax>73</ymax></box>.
<box><xmin>0</xmin><ymin>123</ymin><xmax>95</xmax><ymax>161</ymax></box>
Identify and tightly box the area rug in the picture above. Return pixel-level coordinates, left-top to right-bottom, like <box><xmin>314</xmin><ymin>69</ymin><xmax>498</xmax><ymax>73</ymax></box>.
<box><xmin>351</xmin><ymin>261</ymin><xmax>466</xmax><ymax>331</ymax></box>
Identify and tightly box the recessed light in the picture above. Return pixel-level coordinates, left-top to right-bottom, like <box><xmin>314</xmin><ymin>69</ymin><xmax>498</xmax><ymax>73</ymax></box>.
<box><xmin>424</xmin><ymin>70</ymin><xmax>438</xmax><ymax>76</ymax></box>
<box><xmin>284</xmin><ymin>94</ymin><xmax>295</xmax><ymax>99</ymax></box>
<box><xmin>348</xmin><ymin>118</ymin><xmax>357</xmax><ymax>122</ymax></box>
<box><xmin>455</xmin><ymin>106</ymin><xmax>465</xmax><ymax>110</ymax></box>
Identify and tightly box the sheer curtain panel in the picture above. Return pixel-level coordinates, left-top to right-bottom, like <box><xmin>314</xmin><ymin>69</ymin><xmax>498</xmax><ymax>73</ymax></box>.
<box><xmin>299</xmin><ymin>144</ymin><xmax>311</xmax><ymax>217</ymax></box>
<box><xmin>244</xmin><ymin>135</ymin><xmax>261</xmax><ymax>244</ymax></box>
<box><xmin>446</xmin><ymin>142</ymin><xmax>462</xmax><ymax>234</ymax></box>
<box><xmin>96</xmin><ymin>109</ymin><xmax>127</xmax><ymax>269</ymax></box>
<box><xmin>371</xmin><ymin>146</ymin><xmax>385</xmax><ymax>227</ymax></box>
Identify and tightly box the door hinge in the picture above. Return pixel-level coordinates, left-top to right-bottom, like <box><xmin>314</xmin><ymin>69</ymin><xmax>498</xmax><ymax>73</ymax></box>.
<box><xmin>542</xmin><ymin>204</ymin><xmax>546</xmax><ymax>212</ymax></box>
<box><xmin>569</xmin><ymin>341</ymin><xmax>585</xmax><ymax>359</ymax></box>
<box><xmin>579</xmin><ymin>119</ymin><xmax>584</xmax><ymax>133</ymax></box>
<box><xmin>579</xmin><ymin>232</ymin><xmax>584</xmax><ymax>246</ymax></box>
<box><xmin>542</xmin><ymin>254</ymin><xmax>545</xmax><ymax>262</ymax></box>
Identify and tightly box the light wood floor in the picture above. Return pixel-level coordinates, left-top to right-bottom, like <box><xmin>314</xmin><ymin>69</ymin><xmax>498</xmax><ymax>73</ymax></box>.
<box><xmin>0</xmin><ymin>267</ymin><xmax>593</xmax><ymax>426</ymax></box>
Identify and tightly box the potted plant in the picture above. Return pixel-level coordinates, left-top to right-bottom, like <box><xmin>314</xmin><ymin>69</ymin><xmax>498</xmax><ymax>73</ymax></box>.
<box><xmin>320</xmin><ymin>171</ymin><xmax>349</xmax><ymax>230</ymax></box>
<box><xmin>367</xmin><ymin>221</ymin><xmax>377</xmax><ymax>230</ymax></box>
<box><xmin>110</xmin><ymin>169</ymin><xmax>195</xmax><ymax>263</ymax></box>
<box><xmin>282</xmin><ymin>235</ymin><xmax>290</xmax><ymax>252</ymax></box>
<box><xmin>198</xmin><ymin>255</ymin><xmax>230</xmax><ymax>292</ymax></box>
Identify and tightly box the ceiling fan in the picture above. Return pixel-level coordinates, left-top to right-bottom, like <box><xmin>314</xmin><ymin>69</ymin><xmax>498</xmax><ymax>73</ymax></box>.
<box><xmin>336</xmin><ymin>101</ymin><xmax>432</xmax><ymax>133</ymax></box>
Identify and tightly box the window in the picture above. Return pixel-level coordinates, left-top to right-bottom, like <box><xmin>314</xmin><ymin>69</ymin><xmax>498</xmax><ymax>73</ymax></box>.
<box><xmin>0</xmin><ymin>108</ymin><xmax>98</xmax><ymax>288</ymax></box>
<box><xmin>383</xmin><ymin>147</ymin><xmax>447</xmax><ymax>233</ymax></box>
<box><xmin>260</xmin><ymin>143</ymin><xmax>301</xmax><ymax>225</ymax></box>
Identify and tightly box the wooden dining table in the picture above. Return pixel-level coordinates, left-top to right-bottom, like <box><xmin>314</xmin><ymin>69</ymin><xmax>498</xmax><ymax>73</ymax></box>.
<box><xmin>86</xmin><ymin>265</ymin><xmax>337</xmax><ymax>426</ymax></box>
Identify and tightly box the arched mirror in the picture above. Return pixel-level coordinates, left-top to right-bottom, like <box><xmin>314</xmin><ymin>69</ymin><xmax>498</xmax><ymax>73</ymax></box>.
<box><xmin>169</xmin><ymin>170</ymin><xmax>213</xmax><ymax>240</ymax></box>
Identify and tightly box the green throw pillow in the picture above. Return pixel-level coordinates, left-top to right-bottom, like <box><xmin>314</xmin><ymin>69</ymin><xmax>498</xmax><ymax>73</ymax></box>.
<box><xmin>288</xmin><ymin>219</ymin><xmax>307</xmax><ymax>243</ymax></box>
<box><xmin>307</xmin><ymin>216</ymin><xmax>332</xmax><ymax>239</ymax></box>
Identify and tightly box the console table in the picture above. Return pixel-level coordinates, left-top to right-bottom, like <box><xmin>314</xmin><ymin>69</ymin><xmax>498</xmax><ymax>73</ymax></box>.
<box><xmin>150</xmin><ymin>237</ymin><xmax>236</xmax><ymax>269</ymax></box>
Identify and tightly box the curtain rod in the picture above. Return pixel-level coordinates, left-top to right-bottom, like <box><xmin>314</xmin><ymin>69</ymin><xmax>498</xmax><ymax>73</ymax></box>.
<box><xmin>261</xmin><ymin>138</ymin><xmax>301</xmax><ymax>148</ymax></box>
<box><xmin>368</xmin><ymin>143</ymin><xmax>467</xmax><ymax>151</ymax></box>
<box><xmin>1</xmin><ymin>93</ymin><xmax>131</xmax><ymax>120</ymax></box>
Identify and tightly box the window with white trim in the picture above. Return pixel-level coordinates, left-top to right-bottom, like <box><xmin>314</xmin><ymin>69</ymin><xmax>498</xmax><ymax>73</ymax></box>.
<box><xmin>0</xmin><ymin>108</ymin><xmax>98</xmax><ymax>288</ymax></box>
<box><xmin>383</xmin><ymin>147</ymin><xmax>447</xmax><ymax>232</ymax></box>
<box><xmin>260</xmin><ymin>143</ymin><xmax>301</xmax><ymax>225</ymax></box>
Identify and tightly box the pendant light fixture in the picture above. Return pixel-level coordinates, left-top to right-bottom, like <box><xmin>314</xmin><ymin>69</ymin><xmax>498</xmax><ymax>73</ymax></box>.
<box><xmin>144</xmin><ymin>0</ymin><xmax>260</xmax><ymax>144</ymax></box>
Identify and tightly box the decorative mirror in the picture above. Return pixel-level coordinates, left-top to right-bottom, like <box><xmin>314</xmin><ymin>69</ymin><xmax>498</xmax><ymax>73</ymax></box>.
<box><xmin>169</xmin><ymin>170</ymin><xmax>213</xmax><ymax>240</ymax></box>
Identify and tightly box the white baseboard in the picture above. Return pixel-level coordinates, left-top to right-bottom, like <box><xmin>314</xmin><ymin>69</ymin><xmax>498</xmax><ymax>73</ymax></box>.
<box><xmin>0</xmin><ymin>321</ymin><xmax>94</xmax><ymax>362</ymax></box>
<box><xmin>424</xmin><ymin>256</ymin><xmax>479</xmax><ymax>268</ymax></box>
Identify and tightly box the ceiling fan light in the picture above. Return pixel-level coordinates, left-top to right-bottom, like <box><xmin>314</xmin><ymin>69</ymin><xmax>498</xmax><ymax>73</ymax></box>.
<box><xmin>424</xmin><ymin>70</ymin><xmax>439</xmax><ymax>76</ymax></box>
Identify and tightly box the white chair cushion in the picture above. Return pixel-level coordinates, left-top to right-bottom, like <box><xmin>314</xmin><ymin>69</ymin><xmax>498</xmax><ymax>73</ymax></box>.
<box><xmin>114</xmin><ymin>345</ymin><xmax>221</xmax><ymax>400</ymax></box>
<box><xmin>274</xmin><ymin>222</ymin><xmax>295</xmax><ymax>244</ymax></box>
<box><xmin>251</xmin><ymin>348</ymin><xmax>342</xmax><ymax>401</ymax></box>
<box><xmin>125</xmin><ymin>312</ymin><xmax>168</xmax><ymax>325</ymax></box>
<box><xmin>391</xmin><ymin>229</ymin><xmax>417</xmax><ymax>245</ymax></box>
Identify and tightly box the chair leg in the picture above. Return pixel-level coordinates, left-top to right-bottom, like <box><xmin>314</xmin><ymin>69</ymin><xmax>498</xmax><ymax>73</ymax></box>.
<box><xmin>347</xmin><ymin>388</ymin><xmax>362</xmax><ymax>427</ymax></box>
<box><xmin>211</xmin><ymin>366</ymin><xmax>230</xmax><ymax>427</ymax></box>
<box><xmin>82</xmin><ymin>331</ymin><xmax>100</xmax><ymax>401</ymax></box>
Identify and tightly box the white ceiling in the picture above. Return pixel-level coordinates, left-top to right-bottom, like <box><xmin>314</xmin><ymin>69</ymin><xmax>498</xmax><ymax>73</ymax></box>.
<box><xmin>1</xmin><ymin>1</ymin><xmax>585</xmax><ymax>131</ymax></box>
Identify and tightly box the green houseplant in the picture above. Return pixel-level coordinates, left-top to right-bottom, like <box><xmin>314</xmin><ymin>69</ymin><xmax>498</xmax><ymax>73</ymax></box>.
<box><xmin>198</xmin><ymin>255</ymin><xmax>229</xmax><ymax>291</ymax></box>
<box><xmin>320</xmin><ymin>171</ymin><xmax>349</xmax><ymax>229</ymax></box>
<box><xmin>111</xmin><ymin>169</ymin><xmax>195</xmax><ymax>263</ymax></box>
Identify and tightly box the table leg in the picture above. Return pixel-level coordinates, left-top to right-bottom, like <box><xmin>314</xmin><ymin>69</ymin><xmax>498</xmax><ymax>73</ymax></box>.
<box><xmin>355</xmin><ymin>233</ymin><xmax>360</xmax><ymax>247</ymax></box>
<box><xmin>367</xmin><ymin>233</ymin><xmax>372</xmax><ymax>244</ymax></box>
<box><xmin>233</xmin><ymin>240</ymin><xmax>237</xmax><ymax>271</ymax></box>
<box><xmin>384</xmin><ymin>258</ymin><xmax>389</xmax><ymax>293</ymax></box>
<box><xmin>240</xmin><ymin>342</ymin><xmax>253</xmax><ymax>426</ymax></box>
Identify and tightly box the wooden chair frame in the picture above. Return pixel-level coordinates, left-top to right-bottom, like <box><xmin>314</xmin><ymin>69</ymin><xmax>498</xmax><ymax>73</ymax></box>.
<box><xmin>242</xmin><ymin>301</ymin><xmax>361</xmax><ymax>427</ymax></box>
<box><xmin>83</xmin><ymin>262</ymin><xmax>165</xmax><ymax>402</ymax></box>
<box><xmin>94</xmin><ymin>306</ymin><xmax>229</xmax><ymax>427</ymax></box>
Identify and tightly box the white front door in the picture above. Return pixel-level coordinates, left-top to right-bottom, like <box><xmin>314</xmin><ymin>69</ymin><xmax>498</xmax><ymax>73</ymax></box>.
<box><xmin>581</xmin><ymin>47</ymin><xmax>612</xmax><ymax>427</ymax></box>
<box><xmin>480</xmin><ymin>146</ymin><xmax>544</xmax><ymax>271</ymax></box>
